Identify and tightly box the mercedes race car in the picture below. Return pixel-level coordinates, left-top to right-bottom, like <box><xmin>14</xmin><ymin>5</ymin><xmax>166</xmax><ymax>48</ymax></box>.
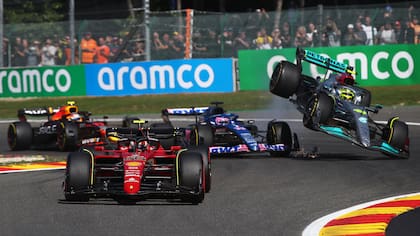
<box><xmin>64</xmin><ymin>121</ymin><xmax>209</xmax><ymax>204</ymax></box>
<box><xmin>269</xmin><ymin>48</ymin><xmax>409</xmax><ymax>158</ymax></box>
<box><xmin>7</xmin><ymin>101</ymin><xmax>107</xmax><ymax>151</ymax></box>
<box><xmin>163</xmin><ymin>102</ymin><xmax>297</xmax><ymax>157</ymax></box>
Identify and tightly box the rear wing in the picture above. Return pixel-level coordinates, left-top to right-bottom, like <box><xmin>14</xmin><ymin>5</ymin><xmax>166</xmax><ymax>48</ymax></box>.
<box><xmin>17</xmin><ymin>107</ymin><xmax>59</xmax><ymax>117</ymax></box>
<box><xmin>296</xmin><ymin>47</ymin><xmax>356</xmax><ymax>75</ymax></box>
<box><xmin>164</xmin><ymin>107</ymin><xmax>209</xmax><ymax>116</ymax></box>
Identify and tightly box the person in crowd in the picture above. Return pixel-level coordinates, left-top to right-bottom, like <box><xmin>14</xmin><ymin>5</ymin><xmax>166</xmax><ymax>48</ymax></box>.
<box><xmin>294</xmin><ymin>25</ymin><xmax>310</xmax><ymax>47</ymax></box>
<box><xmin>41</xmin><ymin>38</ymin><xmax>57</xmax><ymax>66</ymax></box>
<box><xmin>280</xmin><ymin>21</ymin><xmax>292</xmax><ymax>48</ymax></box>
<box><xmin>170</xmin><ymin>31</ymin><xmax>185</xmax><ymax>59</ymax></box>
<box><xmin>394</xmin><ymin>20</ymin><xmax>404</xmax><ymax>44</ymax></box>
<box><xmin>234</xmin><ymin>30</ymin><xmax>251</xmax><ymax>56</ymax></box>
<box><xmin>409</xmin><ymin>15</ymin><xmax>420</xmax><ymax>44</ymax></box>
<box><xmin>342</xmin><ymin>23</ymin><xmax>366</xmax><ymax>46</ymax></box>
<box><xmin>306</xmin><ymin>22</ymin><xmax>319</xmax><ymax>47</ymax></box>
<box><xmin>362</xmin><ymin>15</ymin><xmax>377</xmax><ymax>45</ymax></box>
<box><xmin>64</xmin><ymin>36</ymin><xmax>79</xmax><ymax>65</ymax></box>
<box><xmin>253</xmin><ymin>27</ymin><xmax>273</xmax><ymax>50</ymax></box>
<box><xmin>245</xmin><ymin>8</ymin><xmax>270</xmax><ymax>39</ymax></box>
<box><xmin>80</xmin><ymin>32</ymin><xmax>97</xmax><ymax>64</ymax></box>
<box><xmin>204</xmin><ymin>29</ymin><xmax>220</xmax><ymax>58</ymax></box>
<box><xmin>12</xmin><ymin>37</ymin><xmax>26</xmax><ymax>67</ymax></box>
<box><xmin>377</xmin><ymin>21</ymin><xmax>397</xmax><ymax>44</ymax></box>
<box><xmin>95</xmin><ymin>36</ymin><xmax>110</xmax><ymax>63</ymax></box>
<box><xmin>271</xmin><ymin>28</ymin><xmax>283</xmax><ymax>49</ymax></box>
<box><xmin>192</xmin><ymin>31</ymin><xmax>207</xmax><ymax>58</ymax></box>
<box><xmin>25</xmin><ymin>40</ymin><xmax>40</xmax><ymax>66</ymax></box>
<box><xmin>152</xmin><ymin>32</ymin><xmax>164</xmax><ymax>60</ymax></box>
<box><xmin>321</xmin><ymin>17</ymin><xmax>341</xmax><ymax>47</ymax></box>
<box><xmin>160</xmin><ymin>33</ymin><xmax>171</xmax><ymax>59</ymax></box>
<box><xmin>132</xmin><ymin>41</ymin><xmax>145</xmax><ymax>61</ymax></box>
<box><xmin>218</xmin><ymin>27</ymin><xmax>235</xmax><ymax>57</ymax></box>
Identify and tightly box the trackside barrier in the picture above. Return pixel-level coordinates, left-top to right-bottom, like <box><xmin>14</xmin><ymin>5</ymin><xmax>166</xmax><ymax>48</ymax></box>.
<box><xmin>0</xmin><ymin>58</ymin><xmax>235</xmax><ymax>98</ymax></box>
<box><xmin>238</xmin><ymin>44</ymin><xmax>420</xmax><ymax>90</ymax></box>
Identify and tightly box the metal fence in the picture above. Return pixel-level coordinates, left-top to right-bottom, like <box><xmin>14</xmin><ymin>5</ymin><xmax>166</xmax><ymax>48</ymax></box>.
<box><xmin>3</xmin><ymin>2</ymin><xmax>419</xmax><ymax>67</ymax></box>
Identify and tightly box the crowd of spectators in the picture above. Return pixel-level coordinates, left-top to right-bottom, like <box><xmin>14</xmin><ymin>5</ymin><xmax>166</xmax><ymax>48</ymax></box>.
<box><xmin>3</xmin><ymin>4</ymin><xmax>420</xmax><ymax>67</ymax></box>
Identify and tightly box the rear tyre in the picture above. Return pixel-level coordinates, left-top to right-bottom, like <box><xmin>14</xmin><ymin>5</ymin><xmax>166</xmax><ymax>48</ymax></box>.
<box><xmin>177</xmin><ymin>151</ymin><xmax>204</xmax><ymax>204</ymax></box>
<box><xmin>382</xmin><ymin>117</ymin><xmax>409</xmax><ymax>154</ymax></box>
<box><xmin>122</xmin><ymin>116</ymin><xmax>140</xmax><ymax>128</ymax></box>
<box><xmin>64</xmin><ymin>151</ymin><xmax>92</xmax><ymax>201</ymax></box>
<box><xmin>7</xmin><ymin>122</ymin><xmax>33</xmax><ymax>150</ymax></box>
<box><xmin>190</xmin><ymin>124</ymin><xmax>214</xmax><ymax>148</ymax></box>
<box><xmin>269</xmin><ymin>61</ymin><xmax>301</xmax><ymax>98</ymax></box>
<box><xmin>57</xmin><ymin>122</ymin><xmax>79</xmax><ymax>151</ymax></box>
<box><xmin>266</xmin><ymin>121</ymin><xmax>292</xmax><ymax>157</ymax></box>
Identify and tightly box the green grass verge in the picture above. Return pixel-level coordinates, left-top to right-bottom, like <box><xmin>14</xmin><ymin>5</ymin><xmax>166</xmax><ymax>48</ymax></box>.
<box><xmin>0</xmin><ymin>86</ymin><xmax>418</xmax><ymax>119</ymax></box>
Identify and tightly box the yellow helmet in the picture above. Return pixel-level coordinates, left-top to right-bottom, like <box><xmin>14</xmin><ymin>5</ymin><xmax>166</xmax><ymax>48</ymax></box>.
<box><xmin>338</xmin><ymin>88</ymin><xmax>355</xmax><ymax>102</ymax></box>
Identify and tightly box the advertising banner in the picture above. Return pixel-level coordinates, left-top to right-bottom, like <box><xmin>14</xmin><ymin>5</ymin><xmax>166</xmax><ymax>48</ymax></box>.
<box><xmin>238</xmin><ymin>44</ymin><xmax>420</xmax><ymax>90</ymax></box>
<box><xmin>0</xmin><ymin>65</ymin><xmax>86</xmax><ymax>98</ymax></box>
<box><xmin>85</xmin><ymin>58</ymin><xmax>235</xmax><ymax>96</ymax></box>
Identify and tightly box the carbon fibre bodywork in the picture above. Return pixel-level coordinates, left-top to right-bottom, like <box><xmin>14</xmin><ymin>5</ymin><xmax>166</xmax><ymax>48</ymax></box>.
<box><xmin>270</xmin><ymin>48</ymin><xmax>409</xmax><ymax>158</ymax></box>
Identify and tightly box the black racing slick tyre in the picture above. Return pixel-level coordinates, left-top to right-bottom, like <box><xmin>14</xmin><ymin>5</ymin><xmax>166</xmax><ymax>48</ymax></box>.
<box><xmin>356</xmin><ymin>86</ymin><xmax>371</xmax><ymax>107</ymax></box>
<box><xmin>189</xmin><ymin>147</ymin><xmax>211</xmax><ymax>193</ymax></box>
<box><xmin>7</xmin><ymin>122</ymin><xmax>33</xmax><ymax>150</ymax></box>
<box><xmin>122</xmin><ymin>116</ymin><xmax>140</xmax><ymax>128</ymax></box>
<box><xmin>64</xmin><ymin>151</ymin><xmax>93</xmax><ymax>202</ymax></box>
<box><xmin>266</xmin><ymin>121</ymin><xmax>292</xmax><ymax>157</ymax></box>
<box><xmin>177</xmin><ymin>151</ymin><xmax>204</xmax><ymax>204</ymax></box>
<box><xmin>304</xmin><ymin>93</ymin><xmax>334</xmax><ymax>128</ymax></box>
<box><xmin>269</xmin><ymin>61</ymin><xmax>301</xmax><ymax>98</ymax></box>
<box><xmin>190</xmin><ymin>124</ymin><xmax>214</xmax><ymax>148</ymax></box>
<box><xmin>57</xmin><ymin>122</ymin><xmax>79</xmax><ymax>151</ymax></box>
<box><xmin>382</xmin><ymin>117</ymin><xmax>409</xmax><ymax>153</ymax></box>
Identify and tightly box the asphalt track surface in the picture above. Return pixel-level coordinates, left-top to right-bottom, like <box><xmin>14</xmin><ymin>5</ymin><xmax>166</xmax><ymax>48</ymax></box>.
<box><xmin>0</xmin><ymin>97</ymin><xmax>419</xmax><ymax>236</ymax></box>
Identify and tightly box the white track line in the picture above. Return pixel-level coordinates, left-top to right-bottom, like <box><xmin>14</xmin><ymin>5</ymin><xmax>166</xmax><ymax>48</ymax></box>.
<box><xmin>302</xmin><ymin>192</ymin><xmax>420</xmax><ymax>236</ymax></box>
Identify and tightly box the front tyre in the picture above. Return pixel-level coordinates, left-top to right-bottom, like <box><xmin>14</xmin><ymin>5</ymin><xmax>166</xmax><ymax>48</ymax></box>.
<box><xmin>177</xmin><ymin>151</ymin><xmax>204</xmax><ymax>204</ymax></box>
<box><xmin>64</xmin><ymin>151</ymin><xmax>93</xmax><ymax>201</ymax></box>
<box><xmin>190</xmin><ymin>124</ymin><xmax>214</xmax><ymax>148</ymax></box>
<box><xmin>269</xmin><ymin>61</ymin><xmax>301</xmax><ymax>98</ymax></box>
<box><xmin>266</xmin><ymin>121</ymin><xmax>292</xmax><ymax>157</ymax></box>
<box><xmin>57</xmin><ymin>122</ymin><xmax>79</xmax><ymax>151</ymax></box>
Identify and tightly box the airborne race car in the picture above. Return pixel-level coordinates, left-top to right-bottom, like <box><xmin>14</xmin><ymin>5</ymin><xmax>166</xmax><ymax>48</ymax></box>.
<box><xmin>269</xmin><ymin>48</ymin><xmax>410</xmax><ymax>158</ymax></box>
<box><xmin>64</xmin><ymin>120</ymin><xmax>209</xmax><ymax>204</ymax></box>
<box><xmin>163</xmin><ymin>102</ymin><xmax>296</xmax><ymax>157</ymax></box>
<box><xmin>7</xmin><ymin>101</ymin><xmax>107</xmax><ymax>151</ymax></box>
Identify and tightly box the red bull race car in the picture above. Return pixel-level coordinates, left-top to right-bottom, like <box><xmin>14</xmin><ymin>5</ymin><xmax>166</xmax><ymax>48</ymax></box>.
<box><xmin>7</xmin><ymin>101</ymin><xmax>107</xmax><ymax>151</ymax></box>
<box><xmin>269</xmin><ymin>48</ymin><xmax>410</xmax><ymax>158</ymax></box>
<box><xmin>64</xmin><ymin>120</ymin><xmax>209</xmax><ymax>204</ymax></box>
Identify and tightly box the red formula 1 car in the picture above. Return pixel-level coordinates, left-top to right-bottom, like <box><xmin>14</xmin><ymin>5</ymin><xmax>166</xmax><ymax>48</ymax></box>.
<box><xmin>7</xmin><ymin>101</ymin><xmax>107</xmax><ymax>151</ymax></box>
<box><xmin>64</xmin><ymin>121</ymin><xmax>209</xmax><ymax>204</ymax></box>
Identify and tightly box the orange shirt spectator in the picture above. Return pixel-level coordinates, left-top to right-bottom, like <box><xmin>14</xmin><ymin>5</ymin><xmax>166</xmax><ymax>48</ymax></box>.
<box><xmin>64</xmin><ymin>37</ymin><xmax>79</xmax><ymax>65</ymax></box>
<box><xmin>80</xmin><ymin>32</ymin><xmax>97</xmax><ymax>63</ymax></box>
<box><xmin>95</xmin><ymin>37</ymin><xmax>110</xmax><ymax>63</ymax></box>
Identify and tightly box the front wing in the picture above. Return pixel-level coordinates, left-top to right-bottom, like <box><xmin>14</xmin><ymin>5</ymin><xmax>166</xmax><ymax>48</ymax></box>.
<box><xmin>209</xmin><ymin>143</ymin><xmax>286</xmax><ymax>155</ymax></box>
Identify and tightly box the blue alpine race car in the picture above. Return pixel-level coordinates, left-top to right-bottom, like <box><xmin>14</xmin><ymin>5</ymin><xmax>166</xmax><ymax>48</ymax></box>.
<box><xmin>269</xmin><ymin>48</ymin><xmax>410</xmax><ymax>158</ymax></box>
<box><xmin>164</xmin><ymin>102</ymin><xmax>296</xmax><ymax>157</ymax></box>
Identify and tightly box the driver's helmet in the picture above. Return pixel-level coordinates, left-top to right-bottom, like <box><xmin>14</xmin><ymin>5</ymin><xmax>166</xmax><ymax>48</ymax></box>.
<box><xmin>67</xmin><ymin>113</ymin><xmax>83</xmax><ymax>122</ymax></box>
<box><xmin>338</xmin><ymin>87</ymin><xmax>355</xmax><ymax>102</ymax></box>
<box><xmin>336</xmin><ymin>73</ymin><xmax>355</xmax><ymax>86</ymax></box>
<box><xmin>137</xmin><ymin>140</ymin><xmax>148</xmax><ymax>151</ymax></box>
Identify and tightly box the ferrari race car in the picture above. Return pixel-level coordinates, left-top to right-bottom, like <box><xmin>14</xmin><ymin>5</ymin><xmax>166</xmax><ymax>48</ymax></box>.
<box><xmin>269</xmin><ymin>47</ymin><xmax>409</xmax><ymax>158</ymax></box>
<box><xmin>64</xmin><ymin>121</ymin><xmax>209</xmax><ymax>204</ymax></box>
<box><xmin>7</xmin><ymin>101</ymin><xmax>107</xmax><ymax>151</ymax></box>
<box><xmin>163</xmin><ymin>102</ymin><xmax>297</xmax><ymax>157</ymax></box>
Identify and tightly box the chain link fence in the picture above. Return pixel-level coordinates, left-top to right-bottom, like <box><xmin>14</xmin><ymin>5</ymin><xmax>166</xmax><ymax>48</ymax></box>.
<box><xmin>3</xmin><ymin>2</ymin><xmax>419</xmax><ymax>67</ymax></box>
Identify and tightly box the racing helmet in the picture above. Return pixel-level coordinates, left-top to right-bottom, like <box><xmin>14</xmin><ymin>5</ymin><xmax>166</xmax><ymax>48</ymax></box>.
<box><xmin>336</xmin><ymin>73</ymin><xmax>355</xmax><ymax>86</ymax></box>
<box><xmin>67</xmin><ymin>113</ymin><xmax>83</xmax><ymax>122</ymax></box>
<box><xmin>338</xmin><ymin>87</ymin><xmax>355</xmax><ymax>102</ymax></box>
